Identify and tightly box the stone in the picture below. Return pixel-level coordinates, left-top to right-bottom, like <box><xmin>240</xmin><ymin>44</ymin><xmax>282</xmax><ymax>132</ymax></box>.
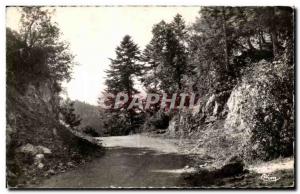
<box><xmin>34</xmin><ymin>154</ymin><xmax>45</xmax><ymax>166</ymax></box>
<box><xmin>17</xmin><ymin>144</ymin><xmax>52</xmax><ymax>155</ymax></box>
<box><xmin>199</xmin><ymin>163</ymin><xmax>207</xmax><ymax>168</ymax></box>
<box><xmin>205</xmin><ymin>94</ymin><xmax>216</xmax><ymax>111</ymax></box>
<box><xmin>37</xmin><ymin>163</ymin><xmax>44</xmax><ymax>169</ymax></box>
<box><xmin>167</xmin><ymin>119</ymin><xmax>177</xmax><ymax>137</ymax></box>
<box><xmin>184</xmin><ymin>165</ymin><xmax>190</xmax><ymax>169</ymax></box>
<box><xmin>48</xmin><ymin>169</ymin><xmax>55</xmax><ymax>175</ymax></box>
<box><xmin>53</xmin><ymin>128</ymin><xmax>58</xmax><ymax>136</ymax></box>
<box><xmin>192</xmin><ymin>104</ymin><xmax>201</xmax><ymax>116</ymax></box>
<box><xmin>67</xmin><ymin>162</ymin><xmax>74</xmax><ymax>167</ymax></box>
<box><xmin>35</xmin><ymin>154</ymin><xmax>44</xmax><ymax>160</ymax></box>
<box><xmin>36</xmin><ymin>145</ymin><xmax>52</xmax><ymax>154</ymax></box>
<box><xmin>205</xmin><ymin>116</ymin><xmax>217</xmax><ymax>123</ymax></box>
<box><xmin>7</xmin><ymin>170</ymin><xmax>17</xmax><ymax>178</ymax></box>
<box><xmin>17</xmin><ymin>143</ymin><xmax>38</xmax><ymax>155</ymax></box>
<box><xmin>213</xmin><ymin>101</ymin><xmax>220</xmax><ymax>116</ymax></box>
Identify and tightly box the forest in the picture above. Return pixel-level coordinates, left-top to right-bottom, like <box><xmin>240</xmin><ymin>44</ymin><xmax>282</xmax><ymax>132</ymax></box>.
<box><xmin>6</xmin><ymin>6</ymin><xmax>294</xmax><ymax>188</ymax></box>
<box><xmin>100</xmin><ymin>6</ymin><xmax>294</xmax><ymax>161</ymax></box>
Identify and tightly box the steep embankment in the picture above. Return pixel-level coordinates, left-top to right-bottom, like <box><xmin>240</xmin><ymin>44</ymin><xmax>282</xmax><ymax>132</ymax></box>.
<box><xmin>224</xmin><ymin>60</ymin><xmax>294</xmax><ymax>161</ymax></box>
<box><xmin>6</xmin><ymin>80</ymin><xmax>101</xmax><ymax>187</ymax></box>
<box><xmin>165</xmin><ymin>60</ymin><xmax>293</xmax><ymax>163</ymax></box>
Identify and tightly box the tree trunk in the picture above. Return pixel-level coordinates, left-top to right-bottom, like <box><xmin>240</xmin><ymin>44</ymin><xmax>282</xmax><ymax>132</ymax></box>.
<box><xmin>247</xmin><ymin>37</ymin><xmax>255</xmax><ymax>50</ymax></box>
<box><xmin>221</xmin><ymin>7</ymin><xmax>229</xmax><ymax>72</ymax></box>
<box><xmin>271</xmin><ymin>29</ymin><xmax>279</xmax><ymax>59</ymax></box>
<box><xmin>126</xmin><ymin>81</ymin><xmax>134</xmax><ymax>132</ymax></box>
<box><xmin>258</xmin><ymin>29</ymin><xmax>263</xmax><ymax>50</ymax></box>
<box><xmin>271</xmin><ymin>7</ymin><xmax>279</xmax><ymax>59</ymax></box>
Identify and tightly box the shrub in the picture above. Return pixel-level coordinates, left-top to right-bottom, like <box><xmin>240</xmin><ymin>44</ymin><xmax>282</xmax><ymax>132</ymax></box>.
<box><xmin>225</xmin><ymin>60</ymin><xmax>294</xmax><ymax>161</ymax></box>
<box><xmin>83</xmin><ymin>126</ymin><xmax>100</xmax><ymax>137</ymax></box>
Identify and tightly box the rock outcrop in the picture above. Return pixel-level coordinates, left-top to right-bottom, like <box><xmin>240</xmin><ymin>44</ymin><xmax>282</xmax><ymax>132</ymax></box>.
<box><xmin>224</xmin><ymin>60</ymin><xmax>294</xmax><ymax>160</ymax></box>
<box><xmin>7</xmin><ymin>79</ymin><xmax>102</xmax><ymax>187</ymax></box>
<box><xmin>165</xmin><ymin>60</ymin><xmax>293</xmax><ymax>166</ymax></box>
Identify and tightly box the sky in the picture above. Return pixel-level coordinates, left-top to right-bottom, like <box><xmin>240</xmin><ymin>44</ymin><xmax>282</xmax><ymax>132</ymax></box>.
<box><xmin>6</xmin><ymin>6</ymin><xmax>200</xmax><ymax>105</ymax></box>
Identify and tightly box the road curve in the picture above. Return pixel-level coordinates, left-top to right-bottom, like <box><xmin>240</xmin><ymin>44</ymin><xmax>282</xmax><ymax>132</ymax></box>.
<box><xmin>37</xmin><ymin>135</ymin><xmax>193</xmax><ymax>188</ymax></box>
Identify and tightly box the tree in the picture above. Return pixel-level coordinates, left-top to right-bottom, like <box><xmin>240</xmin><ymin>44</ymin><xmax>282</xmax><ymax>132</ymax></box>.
<box><xmin>6</xmin><ymin>28</ymin><xmax>25</xmax><ymax>87</ymax></box>
<box><xmin>188</xmin><ymin>7</ymin><xmax>293</xmax><ymax>97</ymax></box>
<box><xmin>60</xmin><ymin>99</ymin><xmax>81</xmax><ymax>129</ymax></box>
<box><xmin>142</xmin><ymin>14</ymin><xmax>188</xmax><ymax>94</ymax></box>
<box><xmin>188</xmin><ymin>7</ymin><xmax>234</xmax><ymax>96</ymax></box>
<box><xmin>6</xmin><ymin>7</ymin><xmax>75</xmax><ymax>93</ymax></box>
<box><xmin>105</xmin><ymin>35</ymin><xmax>141</xmax><ymax>98</ymax></box>
<box><xmin>102</xmin><ymin>35</ymin><xmax>142</xmax><ymax>134</ymax></box>
<box><xmin>257</xmin><ymin>7</ymin><xmax>293</xmax><ymax>60</ymax></box>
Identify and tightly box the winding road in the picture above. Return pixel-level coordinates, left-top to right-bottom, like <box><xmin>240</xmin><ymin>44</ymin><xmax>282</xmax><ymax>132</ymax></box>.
<box><xmin>38</xmin><ymin>135</ymin><xmax>194</xmax><ymax>188</ymax></box>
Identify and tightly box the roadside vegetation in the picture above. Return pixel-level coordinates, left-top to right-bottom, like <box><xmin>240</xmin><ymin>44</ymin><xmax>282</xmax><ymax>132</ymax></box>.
<box><xmin>98</xmin><ymin>7</ymin><xmax>294</xmax><ymax>187</ymax></box>
<box><xmin>6</xmin><ymin>7</ymin><xmax>102</xmax><ymax>187</ymax></box>
<box><xmin>6</xmin><ymin>6</ymin><xmax>294</xmax><ymax>188</ymax></box>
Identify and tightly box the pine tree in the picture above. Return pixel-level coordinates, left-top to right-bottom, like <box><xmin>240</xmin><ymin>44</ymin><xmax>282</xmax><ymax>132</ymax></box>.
<box><xmin>142</xmin><ymin>15</ymin><xmax>188</xmax><ymax>94</ymax></box>
<box><xmin>188</xmin><ymin>7</ymin><xmax>239</xmax><ymax>95</ymax></box>
<box><xmin>103</xmin><ymin>35</ymin><xmax>142</xmax><ymax>134</ymax></box>
<box><xmin>105</xmin><ymin>35</ymin><xmax>141</xmax><ymax>98</ymax></box>
<box><xmin>140</xmin><ymin>43</ymin><xmax>159</xmax><ymax>92</ymax></box>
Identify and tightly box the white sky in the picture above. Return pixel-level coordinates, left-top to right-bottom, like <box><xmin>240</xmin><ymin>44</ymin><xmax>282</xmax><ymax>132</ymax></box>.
<box><xmin>6</xmin><ymin>6</ymin><xmax>200</xmax><ymax>105</ymax></box>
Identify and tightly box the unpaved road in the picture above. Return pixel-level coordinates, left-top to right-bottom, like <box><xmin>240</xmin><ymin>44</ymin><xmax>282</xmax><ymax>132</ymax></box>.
<box><xmin>38</xmin><ymin>135</ymin><xmax>193</xmax><ymax>188</ymax></box>
<box><xmin>98</xmin><ymin>134</ymin><xmax>180</xmax><ymax>153</ymax></box>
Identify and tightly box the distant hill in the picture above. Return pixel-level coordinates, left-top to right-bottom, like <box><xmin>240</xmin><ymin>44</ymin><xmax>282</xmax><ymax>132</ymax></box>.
<box><xmin>73</xmin><ymin>100</ymin><xmax>105</xmax><ymax>134</ymax></box>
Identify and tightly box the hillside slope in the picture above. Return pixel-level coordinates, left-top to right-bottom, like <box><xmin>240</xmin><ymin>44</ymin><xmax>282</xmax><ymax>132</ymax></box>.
<box><xmin>6</xmin><ymin>81</ymin><xmax>101</xmax><ymax>187</ymax></box>
<box><xmin>164</xmin><ymin>60</ymin><xmax>294</xmax><ymax>165</ymax></box>
<box><xmin>73</xmin><ymin>100</ymin><xmax>105</xmax><ymax>135</ymax></box>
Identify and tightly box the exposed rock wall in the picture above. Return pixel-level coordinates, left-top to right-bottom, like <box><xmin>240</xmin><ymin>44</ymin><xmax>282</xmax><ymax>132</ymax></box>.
<box><xmin>224</xmin><ymin>60</ymin><xmax>294</xmax><ymax>160</ymax></box>
<box><xmin>6</xmin><ymin>79</ymin><xmax>102</xmax><ymax>187</ymax></box>
<box><xmin>7</xmin><ymin>80</ymin><xmax>60</xmax><ymax>147</ymax></box>
<box><xmin>164</xmin><ymin>60</ymin><xmax>294</xmax><ymax>162</ymax></box>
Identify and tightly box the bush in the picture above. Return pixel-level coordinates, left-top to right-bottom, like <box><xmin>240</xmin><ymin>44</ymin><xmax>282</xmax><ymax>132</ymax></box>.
<box><xmin>225</xmin><ymin>60</ymin><xmax>294</xmax><ymax>161</ymax></box>
<box><xmin>103</xmin><ymin>112</ymin><xmax>131</xmax><ymax>136</ymax></box>
<box><xmin>251</xmin><ymin>107</ymin><xmax>293</xmax><ymax>160</ymax></box>
<box><xmin>60</xmin><ymin>99</ymin><xmax>81</xmax><ymax>129</ymax></box>
<box><xmin>149</xmin><ymin>111</ymin><xmax>170</xmax><ymax>129</ymax></box>
<box><xmin>83</xmin><ymin>126</ymin><xmax>100</xmax><ymax>137</ymax></box>
<box><xmin>57</xmin><ymin>125</ymin><xmax>102</xmax><ymax>156</ymax></box>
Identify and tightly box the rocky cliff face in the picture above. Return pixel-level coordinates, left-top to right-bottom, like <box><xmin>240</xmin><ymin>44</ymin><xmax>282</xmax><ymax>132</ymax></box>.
<box><xmin>7</xmin><ymin>81</ymin><xmax>59</xmax><ymax>146</ymax></box>
<box><xmin>7</xmin><ymin>80</ymin><xmax>60</xmax><ymax>147</ymax></box>
<box><xmin>165</xmin><ymin>60</ymin><xmax>294</xmax><ymax>163</ymax></box>
<box><xmin>224</xmin><ymin>60</ymin><xmax>294</xmax><ymax>160</ymax></box>
<box><xmin>7</xmin><ymin>80</ymin><xmax>102</xmax><ymax>187</ymax></box>
<box><xmin>6</xmin><ymin>80</ymin><xmax>63</xmax><ymax>185</ymax></box>
<box><xmin>7</xmin><ymin>80</ymin><xmax>74</xmax><ymax>186</ymax></box>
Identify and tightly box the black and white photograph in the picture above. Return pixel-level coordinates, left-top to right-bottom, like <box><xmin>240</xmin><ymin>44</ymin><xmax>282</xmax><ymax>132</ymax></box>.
<box><xmin>5</xmin><ymin>3</ymin><xmax>296</xmax><ymax>189</ymax></box>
